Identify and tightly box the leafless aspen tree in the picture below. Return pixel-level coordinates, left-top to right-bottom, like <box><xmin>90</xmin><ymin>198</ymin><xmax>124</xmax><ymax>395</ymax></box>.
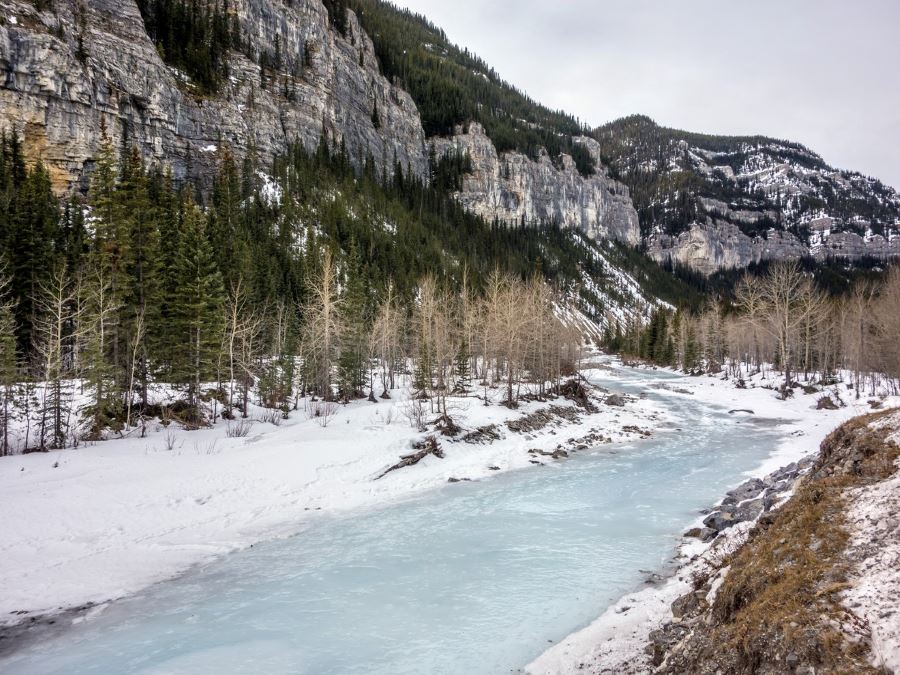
<box><xmin>302</xmin><ymin>249</ymin><xmax>342</xmax><ymax>400</ymax></box>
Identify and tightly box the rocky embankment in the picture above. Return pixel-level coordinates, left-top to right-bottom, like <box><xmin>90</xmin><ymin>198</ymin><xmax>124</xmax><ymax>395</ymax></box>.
<box><xmin>650</xmin><ymin>409</ymin><xmax>900</xmax><ymax>674</ymax></box>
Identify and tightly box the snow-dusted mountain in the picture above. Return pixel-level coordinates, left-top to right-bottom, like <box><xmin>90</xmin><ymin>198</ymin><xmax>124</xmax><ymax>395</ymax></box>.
<box><xmin>1</xmin><ymin>0</ymin><xmax>897</xmax><ymax>286</ymax></box>
<box><xmin>595</xmin><ymin>115</ymin><xmax>900</xmax><ymax>274</ymax></box>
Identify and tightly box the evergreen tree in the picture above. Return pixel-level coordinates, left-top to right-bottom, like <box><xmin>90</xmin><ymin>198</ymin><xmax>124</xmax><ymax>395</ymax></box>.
<box><xmin>0</xmin><ymin>271</ymin><xmax>18</xmax><ymax>456</ymax></box>
<box><xmin>8</xmin><ymin>158</ymin><xmax>60</xmax><ymax>363</ymax></box>
<box><xmin>337</xmin><ymin>241</ymin><xmax>370</xmax><ymax>399</ymax></box>
<box><xmin>148</xmin><ymin>169</ymin><xmax>182</xmax><ymax>378</ymax></box>
<box><xmin>89</xmin><ymin>131</ymin><xmax>128</xmax><ymax>401</ymax></box>
<box><xmin>120</xmin><ymin>147</ymin><xmax>160</xmax><ymax>409</ymax></box>
<box><xmin>683</xmin><ymin>323</ymin><xmax>700</xmax><ymax>373</ymax></box>
<box><xmin>209</xmin><ymin>148</ymin><xmax>251</xmax><ymax>292</ymax></box>
<box><xmin>170</xmin><ymin>197</ymin><xmax>225</xmax><ymax>414</ymax></box>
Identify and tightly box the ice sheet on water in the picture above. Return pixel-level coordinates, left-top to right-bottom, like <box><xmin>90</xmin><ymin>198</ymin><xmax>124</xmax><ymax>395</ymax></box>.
<box><xmin>3</xmin><ymin>371</ymin><xmax>787</xmax><ymax>675</ymax></box>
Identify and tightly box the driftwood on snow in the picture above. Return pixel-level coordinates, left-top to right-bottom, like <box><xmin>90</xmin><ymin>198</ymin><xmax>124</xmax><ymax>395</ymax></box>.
<box><xmin>376</xmin><ymin>436</ymin><xmax>445</xmax><ymax>480</ymax></box>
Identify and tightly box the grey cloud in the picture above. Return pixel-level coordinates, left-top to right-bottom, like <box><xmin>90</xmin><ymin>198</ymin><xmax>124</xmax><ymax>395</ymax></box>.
<box><xmin>389</xmin><ymin>0</ymin><xmax>900</xmax><ymax>188</ymax></box>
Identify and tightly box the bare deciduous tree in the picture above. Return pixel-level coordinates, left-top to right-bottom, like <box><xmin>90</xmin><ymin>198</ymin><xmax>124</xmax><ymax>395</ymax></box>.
<box><xmin>302</xmin><ymin>248</ymin><xmax>342</xmax><ymax>401</ymax></box>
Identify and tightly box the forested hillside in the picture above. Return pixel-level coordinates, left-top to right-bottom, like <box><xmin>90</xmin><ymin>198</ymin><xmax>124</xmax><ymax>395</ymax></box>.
<box><xmin>348</xmin><ymin>0</ymin><xmax>597</xmax><ymax>175</ymax></box>
<box><xmin>0</xmin><ymin>121</ymin><xmax>693</xmax><ymax>454</ymax></box>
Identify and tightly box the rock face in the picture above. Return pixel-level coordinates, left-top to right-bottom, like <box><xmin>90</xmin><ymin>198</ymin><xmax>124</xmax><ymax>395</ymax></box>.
<box><xmin>647</xmin><ymin>221</ymin><xmax>808</xmax><ymax>276</ymax></box>
<box><xmin>648</xmin><ymin>219</ymin><xmax>900</xmax><ymax>276</ymax></box>
<box><xmin>0</xmin><ymin>0</ymin><xmax>428</xmax><ymax>192</ymax></box>
<box><xmin>599</xmin><ymin>115</ymin><xmax>900</xmax><ymax>274</ymax></box>
<box><xmin>431</xmin><ymin>124</ymin><xmax>641</xmax><ymax>245</ymax></box>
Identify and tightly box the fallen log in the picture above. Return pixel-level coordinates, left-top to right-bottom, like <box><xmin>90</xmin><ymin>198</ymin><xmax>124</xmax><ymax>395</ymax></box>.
<box><xmin>376</xmin><ymin>436</ymin><xmax>445</xmax><ymax>480</ymax></box>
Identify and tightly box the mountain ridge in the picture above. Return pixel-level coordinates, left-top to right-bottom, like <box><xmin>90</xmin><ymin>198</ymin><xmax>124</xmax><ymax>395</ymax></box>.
<box><xmin>594</xmin><ymin>115</ymin><xmax>900</xmax><ymax>273</ymax></box>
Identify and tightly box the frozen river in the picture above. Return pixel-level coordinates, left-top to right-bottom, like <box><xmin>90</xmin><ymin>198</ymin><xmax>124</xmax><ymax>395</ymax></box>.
<box><xmin>3</xmin><ymin>368</ymin><xmax>786</xmax><ymax>674</ymax></box>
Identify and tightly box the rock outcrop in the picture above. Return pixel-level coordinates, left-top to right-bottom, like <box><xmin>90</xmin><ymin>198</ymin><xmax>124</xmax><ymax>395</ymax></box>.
<box><xmin>0</xmin><ymin>0</ymin><xmax>428</xmax><ymax>192</ymax></box>
<box><xmin>647</xmin><ymin>221</ymin><xmax>809</xmax><ymax>275</ymax></box>
<box><xmin>431</xmin><ymin>124</ymin><xmax>641</xmax><ymax>245</ymax></box>
<box><xmin>648</xmin><ymin>219</ymin><xmax>900</xmax><ymax>275</ymax></box>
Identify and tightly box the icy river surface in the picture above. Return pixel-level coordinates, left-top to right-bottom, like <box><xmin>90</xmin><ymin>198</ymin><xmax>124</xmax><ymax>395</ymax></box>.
<box><xmin>5</xmin><ymin>368</ymin><xmax>786</xmax><ymax>674</ymax></box>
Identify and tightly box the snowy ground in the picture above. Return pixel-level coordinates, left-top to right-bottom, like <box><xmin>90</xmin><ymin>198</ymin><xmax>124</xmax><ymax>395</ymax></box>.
<box><xmin>528</xmin><ymin>364</ymin><xmax>883</xmax><ymax>675</ymax></box>
<box><xmin>843</xmin><ymin>410</ymin><xmax>900</xmax><ymax>673</ymax></box>
<box><xmin>0</xmin><ymin>368</ymin><xmax>667</xmax><ymax>629</ymax></box>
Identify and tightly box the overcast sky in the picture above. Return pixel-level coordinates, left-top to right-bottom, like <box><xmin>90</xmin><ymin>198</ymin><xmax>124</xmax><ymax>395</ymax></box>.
<box><xmin>390</xmin><ymin>0</ymin><xmax>900</xmax><ymax>189</ymax></box>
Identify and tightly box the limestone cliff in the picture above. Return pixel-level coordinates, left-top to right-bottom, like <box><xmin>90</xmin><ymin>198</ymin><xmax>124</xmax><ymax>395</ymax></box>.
<box><xmin>649</xmin><ymin>219</ymin><xmax>900</xmax><ymax>276</ymax></box>
<box><xmin>0</xmin><ymin>0</ymin><xmax>428</xmax><ymax>192</ymax></box>
<box><xmin>431</xmin><ymin>124</ymin><xmax>640</xmax><ymax>245</ymax></box>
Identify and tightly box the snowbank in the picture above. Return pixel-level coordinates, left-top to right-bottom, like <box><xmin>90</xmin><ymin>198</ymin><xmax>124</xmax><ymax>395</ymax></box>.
<box><xmin>843</xmin><ymin>411</ymin><xmax>900</xmax><ymax>673</ymax></box>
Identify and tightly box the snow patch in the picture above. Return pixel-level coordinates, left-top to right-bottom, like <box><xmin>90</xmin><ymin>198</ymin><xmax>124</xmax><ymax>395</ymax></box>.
<box><xmin>843</xmin><ymin>415</ymin><xmax>900</xmax><ymax>673</ymax></box>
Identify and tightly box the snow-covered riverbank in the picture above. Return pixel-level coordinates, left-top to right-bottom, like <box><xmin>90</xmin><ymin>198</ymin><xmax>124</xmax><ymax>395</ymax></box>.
<box><xmin>0</xmin><ymin>365</ymin><xmax>667</xmax><ymax>631</ymax></box>
<box><xmin>528</xmin><ymin>364</ymin><xmax>883</xmax><ymax>675</ymax></box>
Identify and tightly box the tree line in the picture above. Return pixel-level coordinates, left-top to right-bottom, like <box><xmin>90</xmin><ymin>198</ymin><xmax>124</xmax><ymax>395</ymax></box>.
<box><xmin>0</xmin><ymin>125</ymin><xmax>604</xmax><ymax>456</ymax></box>
<box><xmin>606</xmin><ymin>261</ymin><xmax>900</xmax><ymax>397</ymax></box>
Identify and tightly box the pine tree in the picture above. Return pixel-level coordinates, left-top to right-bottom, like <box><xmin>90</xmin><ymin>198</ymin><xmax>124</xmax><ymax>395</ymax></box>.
<box><xmin>683</xmin><ymin>323</ymin><xmax>700</xmax><ymax>373</ymax></box>
<box><xmin>89</xmin><ymin>131</ymin><xmax>128</xmax><ymax>406</ymax></box>
<box><xmin>454</xmin><ymin>334</ymin><xmax>471</xmax><ymax>393</ymax></box>
<box><xmin>9</xmin><ymin>159</ymin><xmax>60</xmax><ymax>363</ymax></box>
<box><xmin>120</xmin><ymin>147</ymin><xmax>159</xmax><ymax>409</ymax></box>
<box><xmin>209</xmin><ymin>148</ymin><xmax>251</xmax><ymax>291</ymax></box>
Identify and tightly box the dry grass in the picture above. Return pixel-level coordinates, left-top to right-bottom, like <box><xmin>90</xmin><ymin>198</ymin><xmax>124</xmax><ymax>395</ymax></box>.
<box><xmin>711</xmin><ymin>474</ymin><xmax>859</xmax><ymax>671</ymax></box>
<box><xmin>664</xmin><ymin>410</ymin><xmax>900</xmax><ymax>674</ymax></box>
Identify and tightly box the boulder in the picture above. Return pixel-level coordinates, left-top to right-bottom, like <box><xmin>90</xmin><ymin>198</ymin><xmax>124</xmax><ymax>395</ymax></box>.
<box><xmin>685</xmin><ymin>527</ymin><xmax>718</xmax><ymax>543</ymax></box>
<box><xmin>733</xmin><ymin>498</ymin><xmax>765</xmax><ymax>523</ymax></box>
<box><xmin>703</xmin><ymin>511</ymin><xmax>736</xmax><ymax>532</ymax></box>
<box><xmin>726</xmin><ymin>478</ymin><xmax>766</xmax><ymax>503</ymax></box>
<box><xmin>605</xmin><ymin>394</ymin><xmax>626</xmax><ymax>407</ymax></box>
<box><xmin>671</xmin><ymin>591</ymin><xmax>708</xmax><ymax>619</ymax></box>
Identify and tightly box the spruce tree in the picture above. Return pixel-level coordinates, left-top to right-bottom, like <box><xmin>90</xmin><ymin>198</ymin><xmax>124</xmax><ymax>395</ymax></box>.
<box><xmin>171</xmin><ymin>198</ymin><xmax>225</xmax><ymax>415</ymax></box>
<box><xmin>0</xmin><ymin>271</ymin><xmax>18</xmax><ymax>456</ymax></box>
<box><xmin>337</xmin><ymin>242</ymin><xmax>370</xmax><ymax>399</ymax></box>
<box><xmin>9</xmin><ymin>159</ymin><xmax>59</xmax><ymax>363</ymax></box>
<box><xmin>148</xmin><ymin>168</ymin><xmax>181</xmax><ymax>377</ymax></box>
<box><xmin>209</xmin><ymin>148</ymin><xmax>251</xmax><ymax>291</ymax></box>
<box><xmin>89</xmin><ymin>131</ymin><xmax>128</xmax><ymax>407</ymax></box>
<box><xmin>120</xmin><ymin>147</ymin><xmax>159</xmax><ymax>409</ymax></box>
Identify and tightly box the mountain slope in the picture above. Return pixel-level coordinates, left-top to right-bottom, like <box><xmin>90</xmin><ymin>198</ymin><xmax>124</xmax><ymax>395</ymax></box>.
<box><xmin>2</xmin><ymin>0</ymin><xmax>897</xmax><ymax>284</ymax></box>
<box><xmin>0</xmin><ymin>0</ymin><xmax>428</xmax><ymax>190</ymax></box>
<box><xmin>595</xmin><ymin>116</ymin><xmax>900</xmax><ymax>274</ymax></box>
